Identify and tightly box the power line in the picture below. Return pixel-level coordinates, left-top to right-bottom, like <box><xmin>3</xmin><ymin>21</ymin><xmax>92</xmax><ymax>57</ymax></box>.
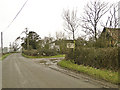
<box><xmin>1</xmin><ymin>0</ymin><xmax>28</xmax><ymax>54</ymax></box>
<box><xmin>3</xmin><ymin>0</ymin><xmax>28</xmax><ymax>32</ymax></box>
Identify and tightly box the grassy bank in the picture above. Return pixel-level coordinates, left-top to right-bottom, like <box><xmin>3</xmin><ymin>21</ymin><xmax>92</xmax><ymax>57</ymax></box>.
<box><xmin>0</xmin><ymin>53</ymin><xmax>12</xmax><ymax>60</ymax></box>
<box><xmin>22</xmin><ymin>53</ymin><xmax>65</xmax><ymax>58</ymax></box>
<box><xmin>57</xmin><ymin>60</ymin><xmax>119</xmax><ymax>84</ymax></box>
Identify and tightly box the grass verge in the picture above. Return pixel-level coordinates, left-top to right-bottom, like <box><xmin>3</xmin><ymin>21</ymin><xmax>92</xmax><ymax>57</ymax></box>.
<box><xmin>22</xmin><ymin>53</ymin><xmax>65</xmax><ymax>58</ymax></box>
<box><xmin>0</xmin><ymin>53</ymin><xmax>12</xmax><ymax>60</ymax></box>
<box><xmin>57</xmin><ymin>60</ymin><xmax>119</xmax><ymax>85</ymax></box>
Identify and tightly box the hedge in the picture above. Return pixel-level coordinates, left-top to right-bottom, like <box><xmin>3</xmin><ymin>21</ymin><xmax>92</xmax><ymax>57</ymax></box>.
<box><xmin>65</xmin><ymin>47</ymin><xmax>118</xmax><ymax>71</ymax></box>
<box><xmin>22</xmin><ymin>49</ymin><xmax>58</xmax><ymax>56</ymax></box>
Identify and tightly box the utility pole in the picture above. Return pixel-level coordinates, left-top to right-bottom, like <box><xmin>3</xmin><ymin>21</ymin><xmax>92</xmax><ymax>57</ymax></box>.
<box><xmin>25</xmin><ymin>28</ymin><xmax>29</xmax><ymax>50</ymax></box>
<box><xmin>1</xmin><ymin>32</ymin><xmax>3</xmax><ymax>57</ymax></box>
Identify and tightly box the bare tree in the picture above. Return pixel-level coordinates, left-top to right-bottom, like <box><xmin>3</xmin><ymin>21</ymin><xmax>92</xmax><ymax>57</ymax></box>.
<box><xmin>11</xmin><ymin>41</ymin><xmax>20</xmax><ymax>52</ymax></box>
<box><xmin>81</xmin><ymin>1</ymin><xmax>111</xmax><ymax>41</ymax></box>
<box><xmin>63</xmin><ymin>9</ymin><xmax>79</xmax><ymax>40</ymax></box>
<box><xmin>104</xmin><ymin>3</ymin><xmax>120</xmax><ymax>28</ymax></box>
<box><xmin>21</xmin><ymin>28</ymin><xmax>29</xmax><ymax>50</ymax></box>
<box><xmin>55</xmin><ymin>31</ymin><xmax>66</xmax><ymax>40</ymax></box>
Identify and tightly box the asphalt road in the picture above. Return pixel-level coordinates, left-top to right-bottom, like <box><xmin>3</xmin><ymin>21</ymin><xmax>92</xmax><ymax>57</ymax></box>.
<box><xmin>0</xmin><ymin>60</ymin><xmax>2</xmax><ymax>90</ymax></box>
<box><xmin>2</xmin><ymin>53</ymin><xmax>102</xmax><ymax>88</ymax></box>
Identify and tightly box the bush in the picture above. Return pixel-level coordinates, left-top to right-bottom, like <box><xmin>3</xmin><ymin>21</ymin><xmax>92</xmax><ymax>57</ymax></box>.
<box><xmin>65</xmin><ymin>49</ymin><xmax>74</xmax><ymax>60</ymax></box>
<box><xmin>22</xmin><ymin>49</ymin><xmax>38</xmax><ymax>56</ymax></box>
<box><xmin>38</xmin><ymin>49</ymin><xmax>58</xmax><ymax>56</ymax></box>
<box><xmin>65</xmin><ymin>47</ymin><xmax>118</xmax><ymax>71</ymax></box>
<box><xmin>22</xmin><ymin>49</ymin><xmax>58</xmax><ymax>56</ymax></box>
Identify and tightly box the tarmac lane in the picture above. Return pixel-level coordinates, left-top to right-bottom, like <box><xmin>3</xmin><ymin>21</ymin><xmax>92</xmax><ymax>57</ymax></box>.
<box><xmin>2</xmin><ymin>53</ymin><xmax>104</xmax><ymax>88</ymax></box>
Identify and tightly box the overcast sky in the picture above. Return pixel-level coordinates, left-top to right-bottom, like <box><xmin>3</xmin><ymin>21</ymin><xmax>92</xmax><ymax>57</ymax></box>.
<box><xmin>0</xmin><ymin>0</ymin><xmax>119</xmax><ymax>47</ymax></box>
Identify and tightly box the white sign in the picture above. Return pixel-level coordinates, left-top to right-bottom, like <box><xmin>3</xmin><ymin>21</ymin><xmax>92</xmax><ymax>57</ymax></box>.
<box><xmin>67</xmin><ymin>43</ymin><xmax>75</xmax><ymax>48</ymax></box>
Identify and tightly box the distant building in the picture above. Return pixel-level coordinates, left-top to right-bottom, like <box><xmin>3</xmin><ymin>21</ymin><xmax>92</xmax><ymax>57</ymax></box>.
<box><xmin>0</xmin><ymin>47</ymin><xmax>9</xmax><ymax>54</ymax></box>
<box><xmin>98</xmin><ymin>27</ymin><xmax>120</xmax><ymax>47</ymax></box>
<box><xmin>9</xmin><ymin>48</ymin><xmax>14</xmax><ymax>52</ymax></box>
<box><xmin>49</xmin><ymin>42</ymin><xmax>60</xmax><ymax>51</ymax></box>
<box><xmin>3</xmin><ymin>47</ymin><xmax>8</xmax><ymax>53</ymax></box>
<box><xmin>49</xmin><ymin>40</ymin><xmax>74</xmax><ymax>51</ymax></box>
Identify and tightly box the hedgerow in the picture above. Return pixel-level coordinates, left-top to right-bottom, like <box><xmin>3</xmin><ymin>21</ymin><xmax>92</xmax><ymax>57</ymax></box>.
<box><xmin>22</xmin><ymin>49</ymin><xmax>58</xmax><ymax>56</ymax></box>
<box><xmin>65</xmin><ymin>47</ymin><xmax>118</xmax><ymax>71</ymax></box>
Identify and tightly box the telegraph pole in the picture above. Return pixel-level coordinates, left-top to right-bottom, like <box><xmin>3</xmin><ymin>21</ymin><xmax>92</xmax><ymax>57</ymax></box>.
<box><xmin>25</xmin><ymin>28</ymin><xmax>29</xmax><ymax>50</ymax></box>
<box><xmin>0</xmin><ymin>0</ymin><xmax>28</xmax><ymax>56</ymax></box>
<box><xmin>1</xmin><ymin>32</ymin><xmax>3</xmax><ymax>57</ymax></box>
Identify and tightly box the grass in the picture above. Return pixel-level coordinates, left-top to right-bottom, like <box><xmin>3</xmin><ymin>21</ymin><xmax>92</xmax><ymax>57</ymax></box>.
<box><xmin>22</xmin><ymin>53</ymin><xmax>65</xmax><ymax>58</ymax></box>
<box><xmin>57</xmin><ymin>60</ymin><xmax>119</xmax><ymax>85</ymax></box>
<box><xmin>0</xmin><ymin>53</ymin><xmax>12</xmax><ymax>60</ymax></box>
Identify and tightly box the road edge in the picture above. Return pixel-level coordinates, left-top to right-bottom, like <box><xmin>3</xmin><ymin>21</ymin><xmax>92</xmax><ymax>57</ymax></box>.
<box><xmin>49</xmin><ymin>65</ymin><xmax>118</xmax><ymax>88</ymax></box>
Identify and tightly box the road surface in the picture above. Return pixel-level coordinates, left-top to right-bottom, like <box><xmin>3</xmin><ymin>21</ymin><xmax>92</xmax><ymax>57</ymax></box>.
<box><xmin>2</xmin><ymin>53</ymin><xmax>103</xmax><ymax>88</ymax></box>
<box><xmin>0</xmin><ymin>60</ymin><xmax>2</xmax><ymax>90</ymax></box>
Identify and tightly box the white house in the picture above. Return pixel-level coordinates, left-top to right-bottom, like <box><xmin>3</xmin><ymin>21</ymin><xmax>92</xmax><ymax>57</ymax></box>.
<box><xmin>3</xmin><ymin>47</ymin><xmax>8</xmax><ymax>53</ymax></box>
<box><xmin>49</xmin><ymin>42</ymin><xmax>60</xmax><ymax>51</ymax></box>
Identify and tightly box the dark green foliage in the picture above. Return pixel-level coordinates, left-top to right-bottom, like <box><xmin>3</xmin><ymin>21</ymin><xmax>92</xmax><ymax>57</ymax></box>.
<box><xmin>66</xmin><ymin>47</ymin><xmax>118</xmax><ymax>71</ymax></box>
<box><xmin>65</xmin><ymin>49</ymin><xmax>74</xmax><ymax>60</ymax></box>
<box><xmin>75</xmin><ymin>37</ymin><xmax>87</xmax><ymax>47</ymax></box>
<box><xmin>58</xmin><ymin>40</ymin><xmax>67</xmax><ymax>54</ymax></box>
<box><xmin>21</xmin><ymin>31</ymin><xmax>41</xmax><ymax>50</ymax></box>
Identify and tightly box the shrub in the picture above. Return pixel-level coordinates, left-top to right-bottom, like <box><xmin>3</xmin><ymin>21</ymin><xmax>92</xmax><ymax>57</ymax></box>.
<box><xmin>22</xmin><ymin>49</ymin><xmax>58</xmax><ymax>56</ymax></box>
<box><xmin>65</xmin><ymin>49</ymin><xmax>74</xmax><ymax>60</ymax></box>
<box><xmin>22</xmin><ymin>49</ymin><xmax>38</xmax><ymax>56</ymax></box>
<box><xmin>38</xmin><ymin>49</ymin><xmax>58</xmax><ymax>56</ymax></box>
<box><xmin>65</xmin><ymin>47</ymin><xmax>118</xmax><ymax>71</ymax></box>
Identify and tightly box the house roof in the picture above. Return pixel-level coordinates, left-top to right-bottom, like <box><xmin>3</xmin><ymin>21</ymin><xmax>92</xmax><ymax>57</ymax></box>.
<box><xmin>102</xmin><ymin>27</ymin><xmax>120</xmax><ymax>40</ymax></box>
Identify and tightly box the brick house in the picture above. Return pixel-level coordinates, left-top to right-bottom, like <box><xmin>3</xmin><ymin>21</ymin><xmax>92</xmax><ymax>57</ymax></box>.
<box><xmin>98</xmin><ymin>27</ymin><xmax>120</xmax><ymax>47</ymax></box>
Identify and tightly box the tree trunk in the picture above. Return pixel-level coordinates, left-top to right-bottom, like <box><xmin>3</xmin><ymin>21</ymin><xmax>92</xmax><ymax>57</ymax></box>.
<box><xmin>94</xmin><ymin>24</ymin><xmax>97</xmax><ymax>41</ymax></box>
<box><xmin>73</xmin><ymin>30</ymin><xmax>75</xmax><ymax>40</ymax></box>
